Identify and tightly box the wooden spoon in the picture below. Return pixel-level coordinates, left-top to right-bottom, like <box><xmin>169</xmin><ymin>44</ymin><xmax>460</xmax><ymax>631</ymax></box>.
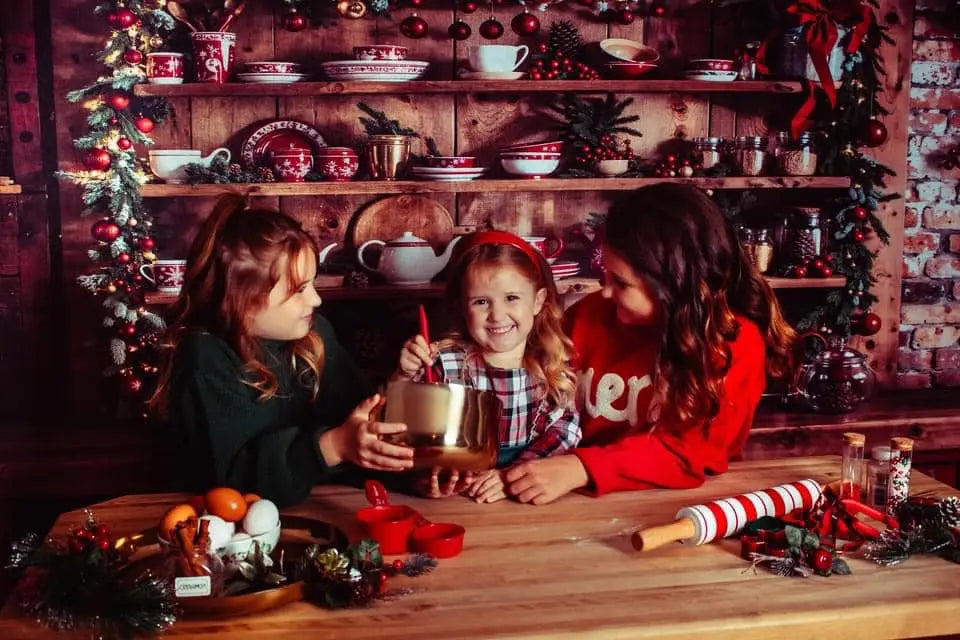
<box><xmin>219</xmin><ymin>0</ymin><xmax>248</xmax><ymax>31</ymax></box>
<box><xmin>165</xmin><ymin>0</ymin><xmax>197</xmax><ymax>32</ymax></box>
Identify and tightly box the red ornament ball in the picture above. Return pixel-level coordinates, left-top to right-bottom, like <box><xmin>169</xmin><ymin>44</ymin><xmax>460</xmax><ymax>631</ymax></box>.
<box><xmin>92</xmin><ymin>219</ymin><xmax>122</xmax><ymax>242</ymax></box>
<box><xmin>617</xmin><ymin>9</ymin><xmax>635</xmax><ymax>24</ymax></box>
<box><xmin>108</xmin><ymin>92</ymin><xmax>130</xmax><ymax>111</ymax></box>
<box><xmin>853</xmin><ymin>206</ymin><xmax>868</xmax><ymax>221</ymax></box>
<box><xmin>819</xmin><ymin>264</ymin><xmax>834</xmax><ymax>278</ymax></box>
<box><xmin>479</xmin><ymin>18</ymin><xmax>504</xmax><ymax>39</ymax></box>
<box><xmin>812</xmin><ymin>258</ymin><xmax>825</xmax><ymax>271</ymax></box>
<box><xmin>448</xmin><ymin>20</ymin><xmax>472</xmax><ymax>40</ymax></box>
<box><xmin>649</xmin><ymin>1</ymin><xmax>667</xmax><ymax>16</ymax></box>
<box><xmin>858</xmin><ymin>312</ymin><xmax>882</xmax><ymax>336</ymax></box>
<box><xmin>861</xmin><ymin>118</ymin><xmax>888</xmax><ymax>147</ymax></box>
<box><xmin>107</xmin><ymin>11</ymin><xmax>120</xmax><ymax>26</ymax></box>
<box><xmin>115</xmin><ymin>8</ymin><xmax>137</xmax><ymax>29</ymax></box>
<box><xmin>852</xmin><ymin>228</ymin><xmax>866</xmax><ymax>242</ymax></box>
<box><xmin>116</xmin><ymin>136</ymin><xmax>132</xmax><ymax>150</ymax></box>
<box><xmin>134</xmin><ymin>116</ymin><xmax>155</xmax><ymax>133</ymax></box>
<box><xmin>400</xmin><ymin>15</ymin><xmax>429</xmax><ymax>39</ymax></box>
<box><xmin>138</xmin><ymin>236</ymin><xmax>155</xmax><ymax>250</ymax></box>
<box><xmin>792</xmin><ymin>265</ymin><xmax>808</xmax><ymax>278</ymax></box>
<box><xmin>282</xmin><ymin>10</ymin><xmax>308</xmax><ymax>32</ymax></box>
<box><xmin>83</xmin><ymin>147</ymin><xmax>111</xmax><ymax>171</ymax></box>
<box><xmin>409</xmin><ymin>0</ymin><xmax>424</xmax><ymax>5</ymax></box>
<box><xmin>123</xmin><ymin>375</ymin><xmax>143</xmax><ymax>395</ymax></box>
<box><xmin>811</xmin><ymin>548</ymin><xmax>833</xmax><ymax>572</ymax></box>
<box><xmin>392</xmin><ymin>559</ymin><xmax>405</xmax><ymax>572</ymax></box>
<box><xmin>120</xmin><ymin>323</ymin><xmax>137</xmax><ymax>338</ymax></box>
<box><xmin>123</xmin><ymin>49</ymin><xmax>143</xmax><ymax>65</ymax></box>
<box><xmin>117</xmin><ymin>252</ymin><xmax>131</xmax><ymax>264</ymax></box>
<box><xmin>460</xmin><ymin>0</ymin><xmax>479</xmax><ymax>12</ymax></box>
<box><xmin>511</xmin><ymin>11</ymin><xmax>540</xmax><ymax>36</ymax></box>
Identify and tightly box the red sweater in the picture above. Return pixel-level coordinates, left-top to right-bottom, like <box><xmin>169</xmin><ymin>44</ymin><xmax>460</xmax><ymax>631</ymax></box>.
<box><xmin>565</xmin><ymin>292</ymin><xmax>767</xmax><ymax>495</ymax></box>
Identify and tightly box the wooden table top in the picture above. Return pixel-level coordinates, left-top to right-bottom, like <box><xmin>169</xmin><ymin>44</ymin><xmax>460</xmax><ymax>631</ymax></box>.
<box><xmin>3</xmin><ymin>456</ymin><xmax>959</xmax><ymax>639</ymax></box>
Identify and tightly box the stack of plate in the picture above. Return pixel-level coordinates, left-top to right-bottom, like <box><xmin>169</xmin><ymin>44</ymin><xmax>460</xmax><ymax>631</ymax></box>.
<box><xmin>409</xmin><ymin>166</ymin><xmax>486</xmax><ymax>181</ymax></box>
<box><xmin>236</xmin><ymin>61</ymin><xmax>308</xmax><ymax>83</ymax></box>
<box><xmin>550</xmin><ymin>261</ymin><xmax>580</xmax><ymax>279</ymax></box>
<box><xmin>320</xmin><ymin>60</ymin><xmax>429</xmax><ymax>82</ymax></box>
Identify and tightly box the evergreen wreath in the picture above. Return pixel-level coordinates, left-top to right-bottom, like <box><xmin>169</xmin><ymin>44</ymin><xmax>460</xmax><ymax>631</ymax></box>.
<box><xmin>60</xmin><ymin>1</ymin><xmax>176</xmax><ymax>402</ymax></box>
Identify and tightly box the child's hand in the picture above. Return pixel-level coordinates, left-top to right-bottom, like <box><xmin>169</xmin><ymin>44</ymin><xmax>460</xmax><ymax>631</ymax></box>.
<box><xmin>466</xmin><ymin>469</ymin><xmax>507</xmax><ymax>504</ymax></box>
<box><xmin>413</xmin><ymin>467</ymin><xmax>475</xmax><ymax>498</ymax></box>
<box><xmin>397</xmin><ymin>334</ymin><xmax>435</xmax><ymax>380</ymax></box>
<box><xmin>326</xmin><ymin>394</ymin><xmax>415</xmax><ymax>471</ymax></box>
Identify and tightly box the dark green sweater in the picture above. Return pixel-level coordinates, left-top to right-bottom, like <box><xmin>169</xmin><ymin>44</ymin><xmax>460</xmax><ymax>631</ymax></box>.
<box><xmin>169</xmin><ymin>314</ymin><xmax>373</xmax><ymax>507</ymax></box>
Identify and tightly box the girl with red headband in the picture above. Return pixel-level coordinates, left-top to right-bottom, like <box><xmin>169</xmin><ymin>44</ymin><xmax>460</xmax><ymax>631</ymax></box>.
<box><xmin>504</xmin><ymin>184</ymin><xmax>797</xmax><ymax>504</ymax></box>
<box><xmin>396</xmin><ymin>231</ymin><xmax>581</xmax><ymax>503</ymax></box>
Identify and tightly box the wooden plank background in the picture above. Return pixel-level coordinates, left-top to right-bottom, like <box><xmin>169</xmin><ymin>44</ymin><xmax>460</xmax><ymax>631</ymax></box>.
<box><xmin>47</xmin><ymin>0</ymin><xmax>911</xmax><ymax>416</ymax></box>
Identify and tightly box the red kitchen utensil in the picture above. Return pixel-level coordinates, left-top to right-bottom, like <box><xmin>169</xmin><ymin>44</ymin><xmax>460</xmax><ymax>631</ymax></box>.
<box><xmin>410</xmin><ymin>518</ymin><xmax>465</xmax><ymax>558</ymax></box>
<box><xmin>355</xmin><ymin>480</ymin><xmax>419</xmax><ymax>554</ymax></box>
<box><xmin>418</xmin><ymin>304</ymin><xmax>436</xmax><ymax>383</ymax></box>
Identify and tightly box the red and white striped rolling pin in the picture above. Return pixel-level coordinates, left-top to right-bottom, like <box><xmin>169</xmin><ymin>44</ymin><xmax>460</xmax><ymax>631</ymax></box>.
<box><xmin>631</xmin><ymin>479</ymin><xmax>822</xmax><ymax>551</ymax></box>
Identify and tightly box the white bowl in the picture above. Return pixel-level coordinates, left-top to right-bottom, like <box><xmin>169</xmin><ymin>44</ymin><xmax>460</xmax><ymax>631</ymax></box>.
<box><xmin>597</xmin><ymin>159</ymin><xmax>629</xmax><ymax>176</ymax></box>
<box><xmin>501</xmin><ymin>156</ymin><xmax>560</xmax><ymax>177</ymax></box>
<box><xmin>599</xmin><ymin>38</ymin><xmax>661</xmax><ymax>64</ymax></box>
<box><xmin>221</xmin><ymin>521</ymin><xmax>281</xmax><ymax>563</ymax></box>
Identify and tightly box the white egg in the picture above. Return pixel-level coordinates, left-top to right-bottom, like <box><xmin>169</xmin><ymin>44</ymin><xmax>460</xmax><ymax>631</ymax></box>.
<box><xmin>242</xmin><ymin>499</ymin><xmax>280</xmax><ymax>536</ymax></box>
<box><xmin>198</xmin><ymin>514</ymin><xmax>234</xmax><ymax>550</ymax></box>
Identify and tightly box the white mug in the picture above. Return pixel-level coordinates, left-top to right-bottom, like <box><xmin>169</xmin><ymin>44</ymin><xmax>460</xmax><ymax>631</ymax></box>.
<box><xmin>468</xmin><ymin>44</ymin><xmax>529</xmax><ymax>72</ymax></box>
<box><xmin>147</xmin><ymin>147</ymin><xmax>231</xmax><ymax>184</ymax></box>
<box><xmin>140</xmin><ymin>259</ymin><xmax>187</xmax><ymax>293</ymax></box>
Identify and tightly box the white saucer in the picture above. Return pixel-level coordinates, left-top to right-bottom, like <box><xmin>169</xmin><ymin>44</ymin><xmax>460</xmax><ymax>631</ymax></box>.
<box><xmin>236</xmin><ymin>73</ymin><xmax>309</xmax><ymax>83</ymax></box>
<box><xmin>683</xmin><ymin>71</ymin><xmax>738</xmax><ymax>82</ymax></box>
<box><xmin>410</xmin><ymin>166</ymin><xmax>487</xmax><ymax>174</ymax></box>
<box><xmin>459</xmin><ymin>70</ymin><xmax>524</xmax><ymax>80</ymax></box>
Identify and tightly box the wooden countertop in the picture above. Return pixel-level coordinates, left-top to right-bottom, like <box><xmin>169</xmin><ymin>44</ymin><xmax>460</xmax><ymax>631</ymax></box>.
<box><xmin>2</xmin><ymin>456</ymin><xmax>958</xmax><ymax>639</ymax></box>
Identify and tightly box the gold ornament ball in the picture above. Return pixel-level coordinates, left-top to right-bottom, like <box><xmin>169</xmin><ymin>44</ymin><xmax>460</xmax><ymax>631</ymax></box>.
<box><xmin>148</xmin><ymin>35</ymin><xmax>164</xmax><ymax>48</ymax></box>
<box><xmin>106</xmin><ymin>284</ymin><xmax>117</xmax><ymax>293</ymax></box>
<box><xmin>337</xmin><ymin>0</ymin><xmax>367</xmax><ymax>19</ymax></box>
<box><xmin>679</xmin><ymin>165</ymin><xmax>694</xmax><ymax>178</ymax></box>
<box><xmin>142</xmin><ymin>251</ymin><xmax>156</xmax><ymax>261</ymax></box>
<box><xmin>128</xmin><ymin>218</ymin><xmax>138</xmax><ymax>226</ymax></box>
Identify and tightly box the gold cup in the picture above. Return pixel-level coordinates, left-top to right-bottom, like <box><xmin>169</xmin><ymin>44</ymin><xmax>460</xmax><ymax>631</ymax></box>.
<box><xmin>365</xmin><ymin>134</ymin><xmax>411</xmax><ymax>180</ymax></box>
<box><xmin>381</xmin><ymin>379</ymin><xmax>500</xmax><ymax>471</ymax></box>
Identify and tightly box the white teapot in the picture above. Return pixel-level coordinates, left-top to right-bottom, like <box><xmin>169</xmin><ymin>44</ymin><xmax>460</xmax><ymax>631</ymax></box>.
<box><xmin>357</xmin><ymin>231</ymin><xmax>461</xmax><ymax>285</ymax></box>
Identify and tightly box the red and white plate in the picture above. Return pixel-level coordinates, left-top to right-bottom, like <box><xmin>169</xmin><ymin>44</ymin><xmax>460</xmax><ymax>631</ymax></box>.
<box><xmin>241</xmin><ymin>120</ymin><xmax>326</xmax><ymax>168</ymax></box>
<box><xmin>409</xmin><ymin>166</ymin><xmax>487</xmax><ymax>181</ymax></box>
<box><xmin>550</xmin><ymin>260</ymin><xmax>580</xmax><ymax>278</ymax></box>
<box><xmin>236</xmin><ymin>72</ymin><xmax>309</xmax><ymax>83</ymax></box>
<box><xmin>320</xmin><ymin>59</ymin><xmax>429</xmax><ymax>82</ymax></box>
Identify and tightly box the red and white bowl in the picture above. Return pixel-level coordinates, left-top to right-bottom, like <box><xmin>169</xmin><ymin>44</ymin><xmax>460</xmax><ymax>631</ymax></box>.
<box><xmin>602</xmin><ymin>61</ymin><xmax>658</xmax><ymax>79</ymax></box>
<box><xmin>242</xmin><ymin>61</ymin><xmax>301</xmax><ymax>74</ymax></box>
<box><xmin>315</xmin><ymin>148</ymin><xmax>359</xmax><ymax>181</ymax></box>
<box><xmin>315</xmin><ymin>146</ymin><xmax>358</xmax><ymax>157</ymax></box>
<box><xmin>599</xmin><ymin>38</ymin><xmax>661</xmax><ymax>64</ymax></box>
<box><xmin>687</xmin><ymin>58</ymin><xmax>736</xmax><ymax>72</ymax></box>
<box><xmin>424</xmin><ymin>156</ymin><xmax>476</xmax><ymax>168</ymax></box>
<box><xmin>353</xmin><ymin>45</ymin><xmax>408</xmax><ymax>61</ymax></box>
<box><xmin>500</xmin><ymin>151</ymin><xmax>561</xmax><ymax>161</ymax></box>
<box><xmin>501</xmin><ymin>140</ymin><xmax>564</xmax><ymax>154</ymax></box>
<box><xmin>501</xmin><ymin>156</ymin><xmax>560</xmax><ymax>178</ymax></box>
<box><xmin>320</xmin><ymin>59</ymin><xmax>428</xmax><ymax>82</ymax></box>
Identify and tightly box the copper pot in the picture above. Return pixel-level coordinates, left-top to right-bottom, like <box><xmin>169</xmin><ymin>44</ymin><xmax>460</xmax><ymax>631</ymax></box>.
<box><xmin>365</xmin><ymin>134</ymin><xmax>410</xmax><ymax>180</ymax></box>
<box><xmin>381</xmin><ymin>379</ymin><xmax>500</xmax><ymax>471</ymax></box>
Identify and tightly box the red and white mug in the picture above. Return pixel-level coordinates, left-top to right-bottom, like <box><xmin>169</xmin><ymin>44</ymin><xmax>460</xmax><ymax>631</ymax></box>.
<box><xmin>270</xmin><ymin>149</ymin><xmax>313</xmax><ymax>182</ymax></box>
<box><xmin>191</xmin><ymin>31</ymin><xmax>236</xmax><ymax>83</ymax></box>
<box><xmin>140</xmin><ymin>259</ymin><xmax>187</xmax><ymax>293</ymax></box>
<box><xmin>146</xmin><ymin>52</ymin><xmax>184</xmax><ymax>85</ymax></box>
<box><xmin>522</xmin><ymin>235</ymin><xmax>564</xmax><ymax>263</ymax></box>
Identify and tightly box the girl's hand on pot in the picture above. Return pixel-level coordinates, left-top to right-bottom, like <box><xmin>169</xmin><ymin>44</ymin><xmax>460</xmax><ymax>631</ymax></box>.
<box><xmin>505</xmin><ymin>456</ymin><xmax>589</xmax><ymax>505</ymax></box>
<box><xmin>397</xmin><ymin>334</ymin><xmax>435</xmax><ymax>380</ymax></box>
<box><xmin>330</xmin><ymin>394</ymin><xmax>414</xmax><ymax>471</ymax></box>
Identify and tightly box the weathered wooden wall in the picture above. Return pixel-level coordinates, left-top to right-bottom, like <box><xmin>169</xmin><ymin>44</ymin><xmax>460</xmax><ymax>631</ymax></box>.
<box><xmin>44</xmin><ymin>0</ymin><xmax>912</xmax><ymax>417</ymax></box>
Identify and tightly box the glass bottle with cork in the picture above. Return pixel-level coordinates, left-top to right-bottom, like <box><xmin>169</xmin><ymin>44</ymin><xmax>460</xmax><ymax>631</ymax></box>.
<box><xmin>885</xmin><ymin>437</ymin><xmax>914</xmax><ymax>519</ymax></box>
<box><xmin>866</xmin><ymin>445</ymin><xmax>891</xmax><ymax>509</ymax></box>
<box><xmin>840</xmin><ymin>432</ymin><xmax>865</xmax><ymax>500</ymax></box>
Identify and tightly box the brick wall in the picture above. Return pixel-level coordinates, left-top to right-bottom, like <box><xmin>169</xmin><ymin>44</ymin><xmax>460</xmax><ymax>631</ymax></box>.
<box><xmin>900</xmin><ymin>0</ymin><xmax>960</xmax><ymax>389</ymax></box>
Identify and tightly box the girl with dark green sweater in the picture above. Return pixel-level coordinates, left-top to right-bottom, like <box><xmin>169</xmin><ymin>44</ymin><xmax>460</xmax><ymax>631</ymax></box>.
<box><xmin>150</xmin><ymin>195</ymin><xmax>413</xmax><ymax>506</ymax></box>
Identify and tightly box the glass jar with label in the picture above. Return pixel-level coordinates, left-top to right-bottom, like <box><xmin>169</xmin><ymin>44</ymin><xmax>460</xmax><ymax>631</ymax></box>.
<box><xmin>693</xmin><ymin>136</ymin><xmax>722</xmax><ymax>170</ymax></box>
<box><xmin>780</xmin><ymin>132</ymin><xmax>818</xmax><ymax>176</ymax></box>
<box><xmin>737</xmin><ymin>136</ymin><xmax>767</xmax><ymax>176</ymax></box>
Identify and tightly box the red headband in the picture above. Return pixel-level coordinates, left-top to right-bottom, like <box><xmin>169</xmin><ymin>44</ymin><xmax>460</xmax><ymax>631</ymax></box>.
<box><xmin>453</xmin><ymin>230</ymin><xmax>543</xmax><ymax>268</ymax></box>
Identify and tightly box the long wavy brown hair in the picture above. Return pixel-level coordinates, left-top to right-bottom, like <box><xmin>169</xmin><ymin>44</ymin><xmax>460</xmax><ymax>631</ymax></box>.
<box><xmin>149</xmin><ymin>194</ymin><xmax>325</xmax><ymax>416</ymax></box>
<box><xmin>442</xmin><ymin>241</ymin><xmax>576</xmax><ymax>408</ymax></box>
<box><xmin>603</xmin><ymin>183</ymin><xmax>796</xmax><ymax>430</ymax></box>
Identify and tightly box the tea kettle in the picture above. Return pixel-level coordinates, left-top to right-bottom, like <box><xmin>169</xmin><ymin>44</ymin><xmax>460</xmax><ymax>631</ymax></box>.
<box><xmin>790</xmin><ymin>333</ymin><xmax>876</xmax><ymax>414</ymax></box>
<box><xmin>356</xmin><ymin>232</ymin><xmax>461</xmax><ymax>285</ymax></box>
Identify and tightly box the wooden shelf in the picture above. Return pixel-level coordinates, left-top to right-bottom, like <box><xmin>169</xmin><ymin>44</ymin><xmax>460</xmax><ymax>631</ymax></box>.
<box><xmin>134</xmin><ymin>79</ymin><xmax>803</xmax><ymax>98</ymax></box>
<box><xmin>0</xmin><ymin>185</ymin><xmax>22</xmax><ymax>194</ymax></box>
<box><xmin>140</xmin><ymin>176</ymin><xmax>850</xmax><ymax>198</ymax></box>
<box><xmin>143</xmin><ymin>275</ymin><xmax>843</xmax><ymax>306</ymax></box>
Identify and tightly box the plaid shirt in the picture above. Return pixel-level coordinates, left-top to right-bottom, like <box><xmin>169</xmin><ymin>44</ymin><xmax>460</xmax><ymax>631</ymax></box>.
<box><xmin>418</xmin><ymin>347</ymin><xmax>581</xmax><ymax>465</ymax></box>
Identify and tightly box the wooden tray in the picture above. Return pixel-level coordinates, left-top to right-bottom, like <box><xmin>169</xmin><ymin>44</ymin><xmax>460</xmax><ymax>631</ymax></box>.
<box><xmin>349</xmin><ymin>195</ymin><xmax>455</xmax><ymax>251</ymax></box>
<box><xmin>117</xmin><ymin>517</ymin><xmax>346</xmax><ymax>619</ymax></box>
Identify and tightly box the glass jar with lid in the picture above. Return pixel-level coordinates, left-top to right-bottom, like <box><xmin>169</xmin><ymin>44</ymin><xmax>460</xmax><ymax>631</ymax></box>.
<box><xmin>692</xmin><ymin>136</ymin><xmax>722</xmax><ymax>170</ymax></box>
<box><xmin>753</xmin><ymin>228</ymin><xmax>774</xmax><ymax>274</ymax></box>
<box><xmin>780</xmin><ymin>132</ymin><xmax>818</xmax><ymax>176</ymax></box>
<box><xmin>736</xmin><ymin>136</ymin><xmax>767</xmax><ymax>176</ymax></box>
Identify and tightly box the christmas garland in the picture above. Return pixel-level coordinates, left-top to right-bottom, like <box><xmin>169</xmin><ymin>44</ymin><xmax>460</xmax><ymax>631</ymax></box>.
<box><xmin>60</xmin><ymin>0</ymin><xmax>175</xmax><ymax>399</ymax></box>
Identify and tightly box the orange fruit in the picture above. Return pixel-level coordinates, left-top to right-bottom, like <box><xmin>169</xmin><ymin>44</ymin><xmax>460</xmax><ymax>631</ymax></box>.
<box><xmin>160</xmin><ymin>503</ymin><xmax>197</xmax><ymax>541</ymax></box>
<box><xmin>204</xmin><ymin>487</ymin><xmax>247</xmax><ymax>522</ymax></box>
<box><xmin>242</xmin><ymin>493</ymin><xmax>261</xmax><ymax>504</ymax></box>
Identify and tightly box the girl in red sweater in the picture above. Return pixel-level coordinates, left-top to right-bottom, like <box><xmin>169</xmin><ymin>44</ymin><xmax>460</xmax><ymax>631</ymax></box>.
<box><xmin>505</xmin><ymin>183</ymin><xmax>796</xmax><ymax>503</ymax></box>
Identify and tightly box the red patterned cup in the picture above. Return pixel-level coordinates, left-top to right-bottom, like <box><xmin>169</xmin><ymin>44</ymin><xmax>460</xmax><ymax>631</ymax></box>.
<box><xmin>315</xmin><ymin>148</ymin><xmax>359</xmax><ymax>182</ymax></box>
<box><xmin>139</xmin><ymin>259</ymin><xmax>187</xmax><ymax>294</ymax></box>
<box><xmin>353</xmin><ymin>44</ymin><xmax>408</xmax><ymax>61</ymax></box>
<box><xmin>424</xmin><ymin>156</ymin><xmax>476</xmax><ymax>168</ymax></box>
<box><xmin>146</xmin><ymin>52</ymin><xmax>184</xmax><ymax>85</ymax></box>
<box><xmin>521</xmin><ymin>235</ymin><xmax>564</xmax><ymax>263</ymax></box>
<box><xmin>191</xmin><ymin>31</ymin><xmax>236</xmax><ymax>83</ymax></box>
<box><xmin>270</xmin><ymin>149</ymin><xmax>313</xmax><ymax>182</ymax></box>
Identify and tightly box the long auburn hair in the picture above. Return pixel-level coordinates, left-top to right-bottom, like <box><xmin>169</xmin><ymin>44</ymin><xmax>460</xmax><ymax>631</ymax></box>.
<box><xmin>603</xmin><ymin>183</ymin><xmax>795</xmax><ymax>429</ymax></box>
<box><xmin>442</xmin><ymin>241</ymin><xmax>576</xmax><ymax>408</ymax></box>
<box><xmin>150</xmin><ymin>194</ymin><xmax>325</xmax><ymax>416</ymax></box>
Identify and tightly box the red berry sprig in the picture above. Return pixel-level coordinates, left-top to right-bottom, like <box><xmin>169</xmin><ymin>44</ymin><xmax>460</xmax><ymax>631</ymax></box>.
<box><xmin>69</xmin><ymin>522</ymin><xmax>112</xmax><ymax>554</ymax></box>
<box><xmin>574</xmin><ymin>137</ymin><xmax>633</xmax><ymax>167</ymax></box>
<box><xmin>525</xmin><ymin>42</ymin><xmax>600</xmax><ymax>80</ymax></box>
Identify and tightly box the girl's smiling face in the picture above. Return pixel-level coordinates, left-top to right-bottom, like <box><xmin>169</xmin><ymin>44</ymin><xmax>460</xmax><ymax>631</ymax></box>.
<box><xmin>463</xmin><ymin>264</ymin><xmax>546</xmax><ymax>368</ymax></box>
<box><xmin>600</xmin><ymin>247</ymin><xmax>661</xmax><ymax>326</ymax></box>
<box><xmin>248</xmin><ymin>248</ymin><xmax>322</xmax><ymax>340</ymax></box>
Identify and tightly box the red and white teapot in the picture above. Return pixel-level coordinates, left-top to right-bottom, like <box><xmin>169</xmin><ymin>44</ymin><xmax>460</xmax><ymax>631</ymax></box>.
<box><xmin>357</xmin><ymin>232</ymin><xmax>461</xmax><ymax>285</ymax></box>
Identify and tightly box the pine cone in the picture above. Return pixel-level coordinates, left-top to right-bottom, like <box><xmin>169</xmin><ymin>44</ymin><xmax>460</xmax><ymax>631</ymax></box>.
<box><xmin>787</xmin><ymin>229</ymin><xmax>817</xmax><ymax>264</ymax></box>
<box><xmin>939</xmin><ymin>496</ymin><xmax>960</xmax><ymax>528</ymax></box>
<box><xmin>549</xmin><ymin>20</ymin><xmax>582</xmax><ymax>59</ymax></box>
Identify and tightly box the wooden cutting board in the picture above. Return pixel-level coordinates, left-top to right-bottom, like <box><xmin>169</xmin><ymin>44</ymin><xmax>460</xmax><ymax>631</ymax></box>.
<box><xmin>349</xmin><ymin>195</ymin><xmax>455</xmax><ymax>251</ymax></box>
